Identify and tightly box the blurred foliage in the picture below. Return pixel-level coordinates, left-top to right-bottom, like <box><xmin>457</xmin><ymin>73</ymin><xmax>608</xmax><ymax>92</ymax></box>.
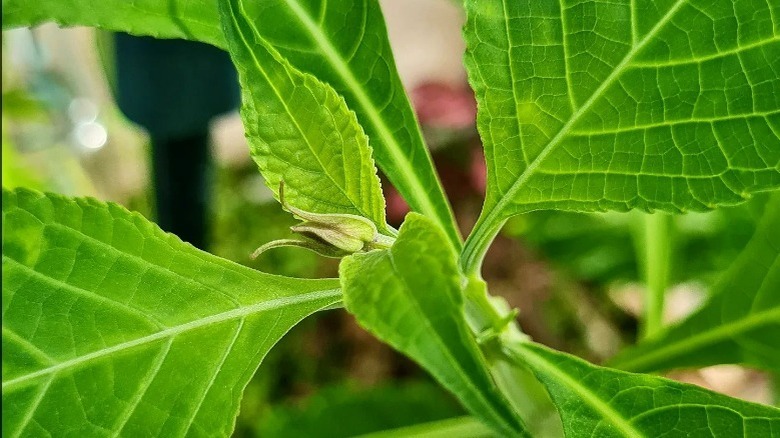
<box><xmin>499</xmin><ymin>198</ymin><xmax>768</xmax><ymax>364</ymax></box>
<box><xmin>2</xmin><ymin>32</ymin><xmax>100</xmax><ymax>198</ymax></box>
<box><xmin>2</xmin><ymin>124</ymin><xmax>45</xmax><ymax>190</ymax></box>
<box><xmin>505</xmin><ymin>199</ymin><xmax>764</xmax><ymax>288</ymax></box>
<box><xmin>2</xmin><ymin>91</ymin><xmax>98</xmax><ymax>197</ymax></box>
<box><xmin>252</xmin><ymin>381</ymin><xmax>464</xmax><ymax>438</ymax></box>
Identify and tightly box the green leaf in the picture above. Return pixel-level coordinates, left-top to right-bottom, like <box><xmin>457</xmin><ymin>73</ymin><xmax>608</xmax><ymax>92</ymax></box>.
<box><xmin>508</xmin><ymin>342</ymin><xmax>780</xmax><ymax>438</ymax></box>
<box><xmin>242</xmin><ymin>0</ymin><xmax>461</xmax><ymax>249</ymax></box>
<box><xmin>609</xmin><ymin>194</ymin><xmax>780</xmax><ymax>373</ymax></box>
<box><xmin>1</xmin><ymin>0</ymin><xmax>224</xmax><ymax>48</ymax></box>
<box><xmin>2</xmin><ymin>188</ymin><xmax>340</xmax><ymax>436</ymax></box>
<box><xmin>462</xmin><ymin>0</ymin><xmax>780</xmax><ymax>271</ymax></box>
<box><xmin>340</xmin><ymin>213</ymin><xmax>525</xmax><ymax>437</ymax></box>
<box><xmin>218</xmin><ymin>0</ymin><xmax>388</xmax><ymax>234</ymax></box>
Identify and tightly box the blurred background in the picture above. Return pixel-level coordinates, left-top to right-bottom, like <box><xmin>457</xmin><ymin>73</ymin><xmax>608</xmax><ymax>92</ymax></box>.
<box><xmin>2</xmin><ymin>0</ymin><xmax>775</xmax><ymax>435</ymax></box>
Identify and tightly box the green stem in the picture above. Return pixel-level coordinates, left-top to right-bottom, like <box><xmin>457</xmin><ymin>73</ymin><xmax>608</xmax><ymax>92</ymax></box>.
<box><xmin>640</xmin><ymin>212</ymin><xmax>673</xmax><ymax>339</ymax></box>
<box><xmin>462</xmin><ymin>277</ymin><xmax>565</xmax><ymax>437</ymax></box>
<box><xmin>460</xmin><ymin>214</ymin><xmax>506</xmax><ymax>275</ymax></box>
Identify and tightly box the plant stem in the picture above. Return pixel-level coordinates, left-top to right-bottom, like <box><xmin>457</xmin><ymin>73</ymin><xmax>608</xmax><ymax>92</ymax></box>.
<box><xmin>462</xmin><ymin>277</ymin><xmax>561</xmax><ymax>436</ymax></box>
<box><xmin>640</xmin><ymin>212</ymin><xmax>673</xmax><ymax>340</ymax></box>
<box><xmin>460</xmin><ymin>215</ymin><xmax>506</xmax><ymax>275</ymax></box>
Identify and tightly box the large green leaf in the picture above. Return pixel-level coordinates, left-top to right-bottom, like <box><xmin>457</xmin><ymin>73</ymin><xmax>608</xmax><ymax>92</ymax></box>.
<box><xmin>340</xmin><ymin>214</ymin><xmax>525</xmax><ymax>437</ymax></box>
<box><xmin>462</xmin><ymin>0</ymin><xmax>780</xmax><ymax>272</ymax></box>
<box><xmin>242</xmin><ymin>0</ymin><xmax>461</xmax><ymax>249</ymax></box>
<box><xmin>1</xmin><ymin>188</ymin><xmax>340</xmax><ymax>436</ymax></box>
<box><xmin>508</xmin><ymin>342</ymin><xmax>780</xmax><ymax>438</ymax></box>
<box><xmin>218</xmin><ymin>0</ymin><xmax>388</xmax><ymax>233</ymax></box>
<box><xmin>609</xmin><ymin>194</ymin><xmax>780</xmax><ymax>373</ymax></box>
<box><xmin>1</xmin><ymin>0</ymin><xmax>224</xmax><ymax>48</ymax></box>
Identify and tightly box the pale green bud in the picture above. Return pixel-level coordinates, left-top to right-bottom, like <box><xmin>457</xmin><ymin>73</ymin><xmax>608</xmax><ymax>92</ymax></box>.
<box><xmin>252</xmin><ymin>181</ymin><xmax>396</xmax><ymax>259</ymax></box>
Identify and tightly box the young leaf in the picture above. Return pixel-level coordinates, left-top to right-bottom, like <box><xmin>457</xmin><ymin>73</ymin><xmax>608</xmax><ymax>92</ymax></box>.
<box><xmin>462</xmin><ymin>0</ymin><xmax>780</xmax><ymax>272</ymax></box>
<box><xmin>340</xmin><ymin>214</ymin><xmax>526</xmax><ymax>437</ymax></box>
<box><xmin>2</xmin><ymin>188</ymin><xmax>340</xmax><ymax>436</ymax></box>
<box><xmin>609</xmin><ymin>194</ymin><xmax>780</xmax><ymax>373</ymax></box>
<box><xmin>219</xmin><ymin>0</ymin><xmax>389</xmax><ymax>235</ymax></box>
<box><xmin>1</xmin><ymin>0</ymin><xmax>224</xmax><ymax>48</ymax></box>
<box><xmin>241</xmin><ymin>0</ymin><xmax>462</xmax><ymax>249</ymax></box>
<box><xmin>508</xmin><ymin>342</ymin><xmax>780</xmax><ymax>438</ymax></box>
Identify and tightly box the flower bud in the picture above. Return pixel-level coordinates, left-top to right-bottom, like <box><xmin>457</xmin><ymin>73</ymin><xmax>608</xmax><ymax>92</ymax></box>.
<box><xmin>252</xmin><ymin>181</ymin><xmax>396</xmax><ymax>259</ymax></box>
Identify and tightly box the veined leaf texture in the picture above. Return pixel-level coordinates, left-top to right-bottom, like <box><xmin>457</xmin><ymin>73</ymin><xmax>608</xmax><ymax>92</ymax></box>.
<box><xmin>463</xmin><ymin>0</ymin><xmax>780</xmax><ymax>264</ymax></box>
<box><xmin>1</xmin><ymin>189</ymin><xmax>340</xmax><ymax>436</ymax></box>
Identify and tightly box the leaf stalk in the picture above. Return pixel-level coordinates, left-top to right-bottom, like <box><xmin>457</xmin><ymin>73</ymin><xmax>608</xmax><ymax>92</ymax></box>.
<box><xmin>640</xmin><ymin>212</ymin><xmax>674</xmax><ymax>339</ymax></box>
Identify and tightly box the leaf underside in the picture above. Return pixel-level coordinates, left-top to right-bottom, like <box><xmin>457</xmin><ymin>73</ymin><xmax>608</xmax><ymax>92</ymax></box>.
<box><xmin>513</xmin><ymin>342</ymin><xmax>780</xmax><ymax>438</ymax></box>
<box><xmin>341</xmin><ymin>214</ymin><xmax>525</xmax><ymax>437</ymax></box>
<box><xmin>610</xmin><ymin>193</ymin><xmax>780</xmax><ymax>373</ymax></box>
<box><xmin>465</xmin><ymin>0</ymin><xmax>780</xmax><ymax>226</ymax></box>
<box><xmin>1</xmin><ymin>189</ymin><xmax>340</xmax><ymax>437</ymax></box>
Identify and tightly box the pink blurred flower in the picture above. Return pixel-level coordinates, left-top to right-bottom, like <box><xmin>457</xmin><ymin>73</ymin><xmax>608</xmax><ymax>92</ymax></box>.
<box><xmin>411</xmin><ymin>82</ymin><xmax>476</xmax><ymax>129</ymax></box>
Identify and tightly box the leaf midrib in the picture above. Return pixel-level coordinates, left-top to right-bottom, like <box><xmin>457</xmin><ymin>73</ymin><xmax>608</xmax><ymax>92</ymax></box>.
<box><xmin>1</xmin><ymin>288</ymin><xmax>341</xmax><ymax>392</ymax></box>
<box><xmin>479</xmin><ymin>0</ymin><xmax>688</xmax><ymax>232</ymax></box>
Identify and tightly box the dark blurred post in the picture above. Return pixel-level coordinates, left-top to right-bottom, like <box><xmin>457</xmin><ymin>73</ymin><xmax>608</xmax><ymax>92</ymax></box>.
<box><xmin>113</xmin><ymin>34</ymin><xmax>239</xmax><ymax>249</ymax></box>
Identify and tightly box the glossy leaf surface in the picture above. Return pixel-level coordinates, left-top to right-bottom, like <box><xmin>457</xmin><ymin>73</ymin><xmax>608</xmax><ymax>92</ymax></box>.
<box><xmin>511</xmin><ymin>342</ymin><xmax>780</xmax><ymax>438</ymax></box>
<box><xmin>610</xmin><ymin>194</ymin><xmax>780</xmax><ymax>373</ymax></box>
<box><xmin>219</xmin><ymin>0</ymin><xmax>388</xmax><ymax>233</ymax></box>
<box><xmin>2</xmin><ymin>189</ymin><xmax>340</xmax><ymax>436</ymax></box>
<box><xmin>341</xmin><ymin>214</ymin><xmax>525</xmax><ymax>437</ymax></box>
<box><xmin>462</xmin><ymin>0</ymin><xmax>780</xmax><ymax>270</ymax></box>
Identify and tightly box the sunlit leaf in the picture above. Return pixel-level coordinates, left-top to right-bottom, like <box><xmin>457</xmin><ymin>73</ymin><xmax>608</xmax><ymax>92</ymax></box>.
<box><xmin>1</xmin><ymin>189</ymin><xmax>340</xmax><ymax>436</ymax></box>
